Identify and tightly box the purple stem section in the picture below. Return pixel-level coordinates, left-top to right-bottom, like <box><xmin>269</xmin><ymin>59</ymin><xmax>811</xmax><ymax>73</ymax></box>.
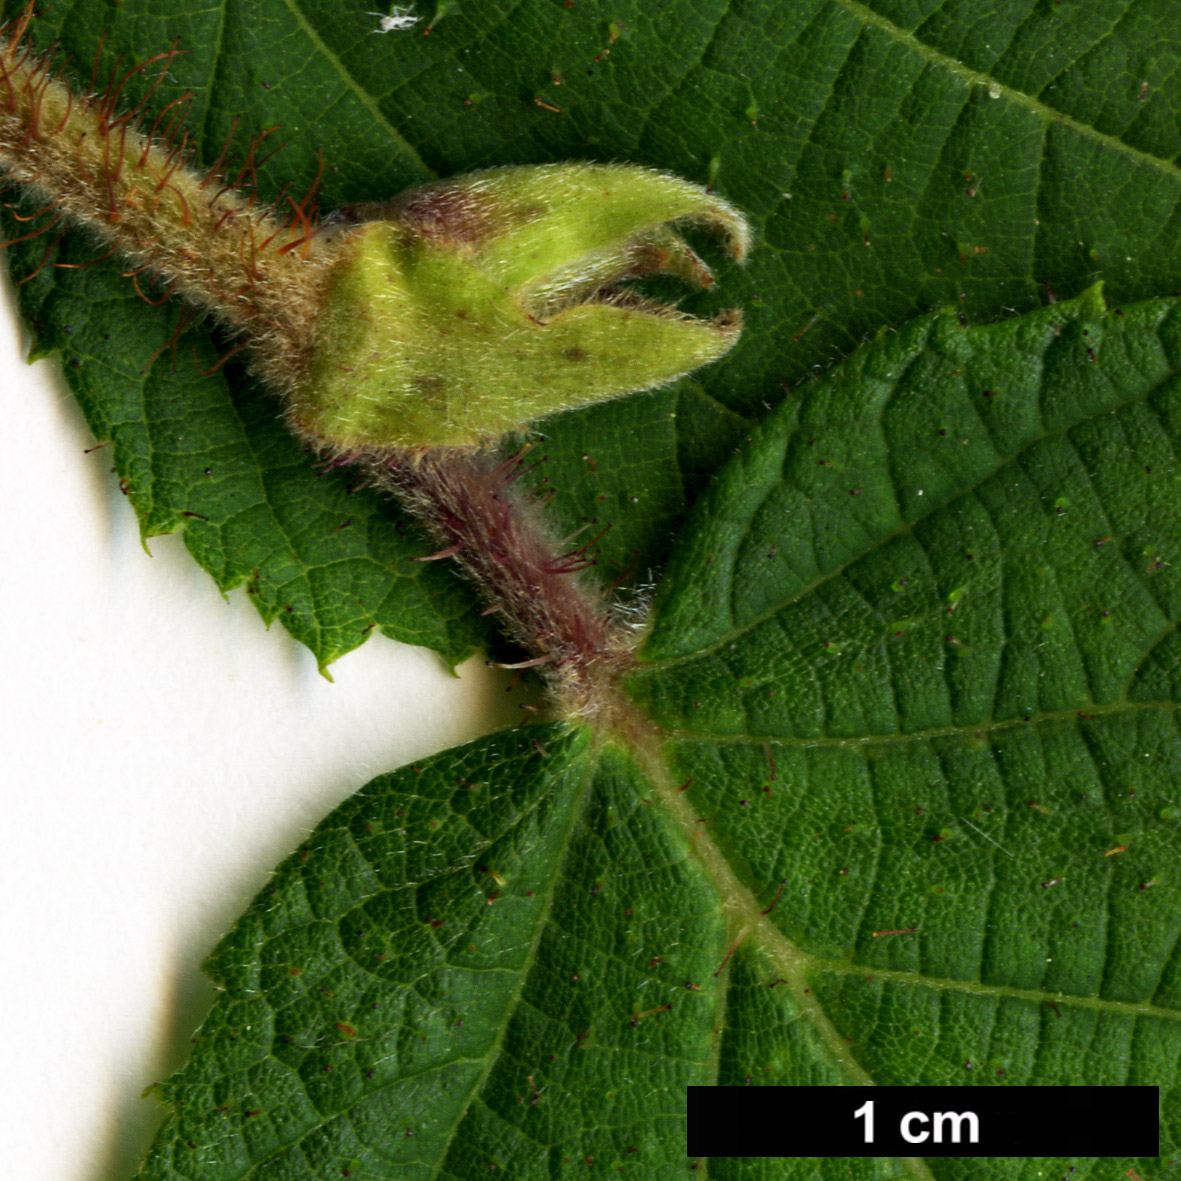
<box><xmin>378</xmin><ymin>449</ymin><xmax>635</xmax><ymax>717</ymax></box>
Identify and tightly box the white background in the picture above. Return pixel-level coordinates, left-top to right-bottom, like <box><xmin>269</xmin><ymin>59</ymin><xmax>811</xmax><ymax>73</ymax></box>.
<box><xmin>0</xmin><ymin>273</ymin><xmax>520</xmax><ymax>1180</ymax></box>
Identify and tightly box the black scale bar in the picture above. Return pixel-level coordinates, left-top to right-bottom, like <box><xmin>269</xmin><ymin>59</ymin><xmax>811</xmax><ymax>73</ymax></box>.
<box><xmin>687</xmin><ymin>1086</ymin><xmax>1160</xmax><ymax>1158</ymax></box>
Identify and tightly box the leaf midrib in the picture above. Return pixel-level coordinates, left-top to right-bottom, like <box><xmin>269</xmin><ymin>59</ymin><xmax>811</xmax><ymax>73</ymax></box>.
<box><xmin>835</xmin><ymin>0</ymin><xmax>1181</xmax><ymax>184</ymax></box>
<box><xmin>426</xmin><ymin>741</ymin><xmax>597</xmax><ymax>1181</ymax></box>
<box><xmin>192</xmin><ymin>0</ymin><xmax>229</xmax><ymax>146</ymax></box>
<box><xmin>812</xmin><ymin>957</ymin><xmax>1181</xmax><ymax>1025</ymax></box>
<box><xmin>640</xmin><ymin>319</ymin><xmax>1175</xmax><ymax>672</ymax></box>
<box><xmin>622</xmin><ymin>697</ymin><xmax>1173</xmax><ymax>1181</ymax></box>
<box><xmin>623</xmin><ymin>711</ymin><xmax>938</xmax><ymax>1181</ymax></box>
<box><xmin>278</xmin><ymin>0</ymin><xmax>434</xmax><ymax>182</ymax></box>
<box><xmin>665</xmin><ymin>698</ymin><xmax>1179</xmax><ymax>748</ymax></box>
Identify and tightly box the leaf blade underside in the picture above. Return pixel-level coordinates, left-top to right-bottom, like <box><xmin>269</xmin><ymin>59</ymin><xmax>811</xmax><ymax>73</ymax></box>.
<box><xmin>137</xmin><ymin>291</ymin><xmax>1178</xmax><ymax>1177</ymax></box>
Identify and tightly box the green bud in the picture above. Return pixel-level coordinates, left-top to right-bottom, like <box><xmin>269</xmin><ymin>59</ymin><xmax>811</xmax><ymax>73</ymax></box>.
<box><xmin>289</xmin><ymin>163</ymin><xmax>750</xmax><ymax>451</ymax></box>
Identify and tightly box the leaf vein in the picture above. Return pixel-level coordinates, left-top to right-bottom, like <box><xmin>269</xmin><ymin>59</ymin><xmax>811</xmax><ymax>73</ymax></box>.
<box><xmin>642</xmin><ymin>352</ymin><xmax>1181</xmax><ymax>672</ymax></box>
<box><xmin>834</xmin><ymin>0</ymin><xmax>1181</xmax><ymax>185</ymax></box>
<box><xmin>277</xmin><ymin>0</ymin><xmax>433</xmax><ymax>181</ymax></box>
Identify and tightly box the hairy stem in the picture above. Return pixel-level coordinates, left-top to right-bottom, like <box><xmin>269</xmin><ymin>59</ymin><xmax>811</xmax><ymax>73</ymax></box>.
<box><xmin>0</xmin><ymin>7</ymin><xmax>643</xmax><ymax>716</ymax></box>
<box><xmin>0</xmin><ymin>7</ymin><xmax>338</xmax><ymax>391</ymax></box>
<box><xmin>0</xmin><ymin>6</ymin><xmax>745</xmax><ymax>715</ymax></box>
<box><xmin>377</xmin><ymin>448</ymin><xmax>637</xmax><ymax>721</ymax></box>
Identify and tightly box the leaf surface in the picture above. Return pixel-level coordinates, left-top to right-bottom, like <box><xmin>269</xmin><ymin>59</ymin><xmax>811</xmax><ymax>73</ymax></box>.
<box><xmin>138</xmin><ymin>725</ymin><xmax>729</xmax><ymax>1179</ymax></box>
<box><xmin>138</xmin><ymin>290</ymin><xmax>1178</xmax><ymax>1177</ymax></box>
<box><xmin>3</xmin><ymin>0</ymin><xmax>1179</xmax><ymax>1174</ymax></box>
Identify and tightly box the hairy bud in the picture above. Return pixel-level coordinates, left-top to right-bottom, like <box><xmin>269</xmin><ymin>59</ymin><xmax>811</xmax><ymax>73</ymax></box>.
<box><xmin>0</xmin><ymin>8</ymin><xmax>750</xmax><ymax>453</ymax></box>
<box><xmin>292</xmin><ymin>164</ymin><xmax>749</xmax><ymax>451</ymax></box>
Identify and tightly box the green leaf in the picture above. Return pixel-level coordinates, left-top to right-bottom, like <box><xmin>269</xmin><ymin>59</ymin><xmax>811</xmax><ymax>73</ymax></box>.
<box><xmin>493</xmin><ymin>0</ymin><xmax>1181</xmax><ymax>582</ymax></box>
<box><xmin>137</xmin><ymin>724</ymin><xmax>728</xmax><ymax>1179</ymax></box>
<box><xmin>629</xmin><ymin>287</ymin><xmax>1181</xmax><ymax>1173</ymax></box>
<box><xmin>137</xmin><ymin>290</ymin><xmax>1177</xmax><ymax>1177</ymax></box>
<box><xmin>11</xmin><ymin>246</ymin><xmax>490</xmax><ymax>669</ymax></box>
<box><xmin>1</xmin><ymin>1</ymin><xmax>476</xmax><ymax>669</ymax></box>
<box><xmin>3</xmin><ymin>1</ymin><xmax>1179</xmax><ymax>1174</ymax></box>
